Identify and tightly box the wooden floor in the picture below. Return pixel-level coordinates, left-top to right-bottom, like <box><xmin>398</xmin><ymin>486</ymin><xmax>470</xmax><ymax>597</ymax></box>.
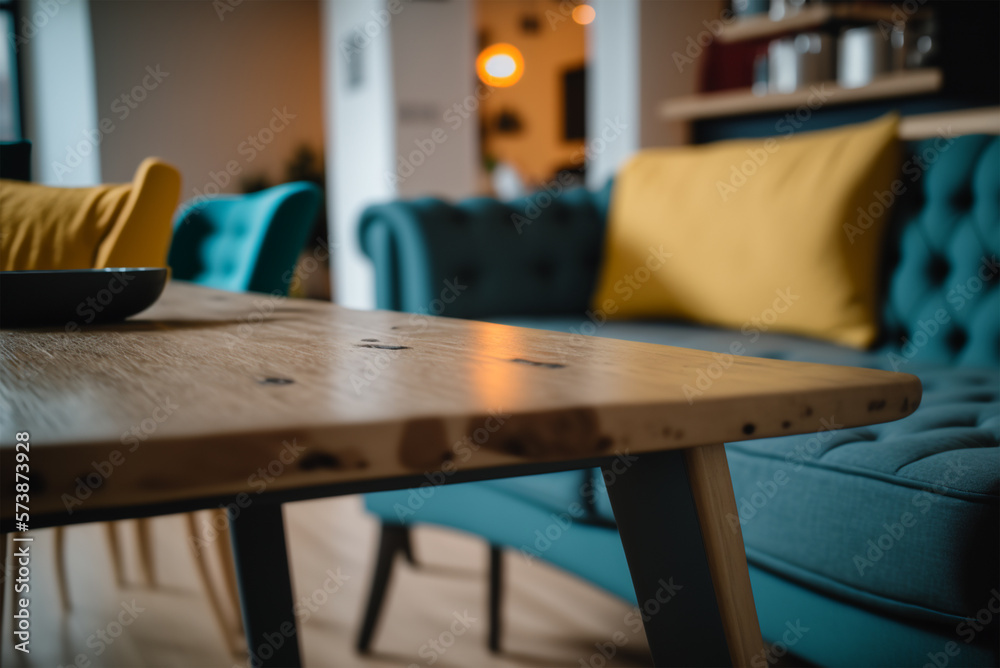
<box><xmin>1</xmin><ymin>495</ymin><xmax>655</xmax><ymax>667</ymax></box>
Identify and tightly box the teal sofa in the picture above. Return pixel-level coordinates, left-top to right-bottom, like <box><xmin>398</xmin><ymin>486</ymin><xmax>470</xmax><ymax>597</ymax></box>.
<box><xmin>356</xmin><ymin>133</ymin><xmax>999</xmax><ymax>667</ymax></box>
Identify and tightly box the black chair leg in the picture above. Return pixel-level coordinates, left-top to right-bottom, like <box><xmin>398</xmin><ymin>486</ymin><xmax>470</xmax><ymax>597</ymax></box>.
<box><xmin>357</xmin><ymin>523</ymin><xmax>411</xmax><ymax>654</ymax></box>
<box><xmin>400</xmin><ymin>525</ymin><xmax>417</xmax><ymax>566</ymax></box>
<box><xmin>489</xmin><ymin>544</ymin><xmax>503</xmax><ymax>653</ymax></box>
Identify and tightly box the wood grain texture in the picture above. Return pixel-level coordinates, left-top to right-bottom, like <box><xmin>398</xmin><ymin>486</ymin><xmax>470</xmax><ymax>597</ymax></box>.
<box><xmin>684</xmin><ymin>444</ymin><xmax>763</xmax><ymax>667</ymax></box>
<box><xmin>0</xmin><ymin>282</ymin><xmax>920</xmax><ymax>522</ymax></box>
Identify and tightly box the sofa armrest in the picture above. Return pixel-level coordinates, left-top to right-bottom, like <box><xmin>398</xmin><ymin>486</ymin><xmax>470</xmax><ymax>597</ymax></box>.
<box><xmin>358</xmin><ymin>181</ymin><xmax>611</xmax><ymax>318</ymax></box>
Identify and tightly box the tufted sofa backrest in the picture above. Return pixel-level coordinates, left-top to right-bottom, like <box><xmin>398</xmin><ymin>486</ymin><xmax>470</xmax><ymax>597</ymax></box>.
<box><xmin>359</xmin><ymin>181</ymin><xmax>612</xmax><ymax>318</ymax></box>
<box><xmin>880</xmin><ymin>135</ymin><xmax>999</xmax><ymax>368</ymax></box>
<box><xmin>359</xmin><ymin>134</ymin><xmax>998</xmax><ymax>366</ymax></box>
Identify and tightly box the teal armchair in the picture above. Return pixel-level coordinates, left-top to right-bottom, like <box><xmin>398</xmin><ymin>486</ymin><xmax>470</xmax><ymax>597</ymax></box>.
<box><xmin>169</xmin><ymin>181</ymin><xmax>322</xmax><ymax>295</ymax></box>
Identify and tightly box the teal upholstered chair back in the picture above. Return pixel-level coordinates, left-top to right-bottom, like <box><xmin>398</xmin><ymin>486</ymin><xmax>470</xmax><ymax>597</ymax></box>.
<box><xmin>880</xmin><ymin>135</ymin><xmax>999</xmax><ymax>368</ymax></box>
<box><xmin>169</xmin><ymin>181</ymin><xmax>322</xmax><ymax>295</ymax></box>
<box><xmin>359</xmin><ymin>136</ymin><xmax>999</xmax><ymax>364</ymax></box>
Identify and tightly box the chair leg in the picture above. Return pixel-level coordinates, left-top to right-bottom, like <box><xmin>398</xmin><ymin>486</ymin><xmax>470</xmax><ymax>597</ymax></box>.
<box><xmin>488</xmin><ymin>544</ymin><xmax>503</xmax><ymax>653</ymax></box>
<box><xmin>400</xmin><ymin>526</ymin><xmax>417</xmax><ymax>567</ymax></box>
<box><xmin>213</xmin><ymin>509</ymin><xmax>246</xmax><ymax>640</ymax></box>
<box><xmin>53</xmin><ymin>527</ymin><xmax>71</xmax><ymax>611</ymax></box>
<box><xmin>105</xmin><ymin>522</ymin><xmax>126</xmax><ymax>587</ymax></box>
<box><xmin>187</xmin><ymin>512</ymin><xmax>243</xmax><ymax>656</ymax></box>
<box><xmin>136</xmin><ymin>518</ymin><xmax>157</xmax><ymax>588</ymax></box>
<box><xmin>356</xmin><ymin>523</ymin><xmax>411</xmax><ymax>654</ymax></box>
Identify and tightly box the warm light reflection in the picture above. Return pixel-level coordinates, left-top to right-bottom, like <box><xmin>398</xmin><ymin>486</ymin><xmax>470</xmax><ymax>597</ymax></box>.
<box><xmin>476</xmin><ymin>43</ymin><xmax>524</xmax><ymax>88</ymax></box>
<box><xmin>572</xmin><ymin>4</ymin><xmax>596</xmax><ymax>25</ymax></box>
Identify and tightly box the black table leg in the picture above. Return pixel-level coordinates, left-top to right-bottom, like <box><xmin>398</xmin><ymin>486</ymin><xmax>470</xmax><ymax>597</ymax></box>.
<box><xmin>603</xmin><ymin>444</ymin><xmax>762</xmax><ymax>667</ymax></box>
<box><xmin>228</xmin><ymin>502</ymin><xmax>301</xmax><ymax>668</ymax></box>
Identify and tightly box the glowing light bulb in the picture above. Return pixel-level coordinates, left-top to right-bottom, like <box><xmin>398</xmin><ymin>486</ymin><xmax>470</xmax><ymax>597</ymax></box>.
<box><xmin>572</xmin><ymin>4</ymin><xmax>596</xmax><ymax>25</ymax></box>
<box><xmin>476</xmin><ymin>43</ymin><xmax>524</xmax><ymax>88</ymax></box>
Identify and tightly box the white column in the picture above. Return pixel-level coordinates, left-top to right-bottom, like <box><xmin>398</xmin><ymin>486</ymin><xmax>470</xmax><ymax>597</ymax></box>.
<box><xmin>323</xmin><ymin>0</ymin><xmax>397</xmax><ymax>310</ymax></box>
<box><xmin>585</xmin><ymin>0</ymin><xmax>640</xmax><ymax>190</ymax></box>
<box><xmin>19</xmin><ymin>0</ymin><xmax>100</xmax><ymax>185</ymax></box>
<box><xmin>586</xmin><ymin>0</ymin><xmax>725</xmax><ymax>190</ymax></box>
<box><xmin>322</xmin><ymin>0</ymin><xmax>476</xmax><ymax>310</ymax></box>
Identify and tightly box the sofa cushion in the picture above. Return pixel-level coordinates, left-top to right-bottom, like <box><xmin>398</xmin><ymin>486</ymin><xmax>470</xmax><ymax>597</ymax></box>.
<box><xmin>492</xmin><ymin>315</ymin><xmax>999</xmax><ymax>625</ymax></box>
<box><xmin>591</xmin><ymin>114</ymin><xmax>900</xmax><ymax>348</ymax></box>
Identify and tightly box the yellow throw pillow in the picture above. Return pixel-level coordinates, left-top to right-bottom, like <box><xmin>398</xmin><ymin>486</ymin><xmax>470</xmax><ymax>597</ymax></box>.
<box><xmin>591</xmin><ymin>114</ymin><xmax>900</xmax><ymax>348</ymax></box>
<box><xmin>0</xmin><ymin>158</ymin><xmax>181</xmax><ymax>271</ymax></box>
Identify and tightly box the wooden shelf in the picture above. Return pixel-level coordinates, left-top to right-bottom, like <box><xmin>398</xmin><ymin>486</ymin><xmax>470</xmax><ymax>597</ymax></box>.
<box><xmin>660</xmin><ymin>68</ymin><xmax>942</xmax><ymax>121</ymax></box>
<box><xmin>719</xmin><ymin>3</ymin><xmax>914</xmax><ymax>43</ymax></box>
<box><xmin>898</xmin><ymin>107</ymin><xmax>1000</xmax><ymax>140</ymax></box>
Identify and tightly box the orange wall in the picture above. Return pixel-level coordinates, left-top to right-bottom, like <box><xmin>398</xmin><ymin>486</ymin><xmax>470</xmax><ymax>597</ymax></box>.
<box><xmin>477</xmin><ymin>0</ymin><xmax>586</xmax><ymax>186</ymax></box>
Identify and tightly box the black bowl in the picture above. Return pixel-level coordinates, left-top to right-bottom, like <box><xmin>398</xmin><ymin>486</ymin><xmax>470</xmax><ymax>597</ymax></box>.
<box><xmin>0</xmin><ymin>268</ymin><xmax>169</xmax><ymax>329</ymax></box>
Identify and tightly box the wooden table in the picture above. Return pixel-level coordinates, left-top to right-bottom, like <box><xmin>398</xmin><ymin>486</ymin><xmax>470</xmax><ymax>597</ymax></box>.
<box><xmin>0</xmin><ymin>282</ymin><xmax>921</xmax><ymax>667</ymax></box>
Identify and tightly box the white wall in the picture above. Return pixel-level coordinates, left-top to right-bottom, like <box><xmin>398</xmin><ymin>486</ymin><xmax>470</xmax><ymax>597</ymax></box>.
<box><xmin>20</xmin><ymin>0</ymin><xmax>101</xmax><ymax>185</ymax></box>
<box><xmin>323</xmin><ymin>0</ymin><xmax>396</xmax><ymax>311</ymax></box>
<box><xmin>586</xmin><ymin>0</ymin><xmax>723</xmax><ymax>188</ymax></box>
<box><xmin>586</xmin><ymin>0</ymin><xmax>640</xmax><ymax>189</ymax></box>
<box><xmin>391</xmin><ymin>0</ymin><xmax>476</xmax><ymax>201</ymax></box>
<box><xmin>323</xmin><ymin>0</ymin><xmax>476</xmax><ymax>309</ymax></box>
<box><xmin>88</xmin><ymin>0</ymin><xmax>324</xmax><ymax>197</ymax></box>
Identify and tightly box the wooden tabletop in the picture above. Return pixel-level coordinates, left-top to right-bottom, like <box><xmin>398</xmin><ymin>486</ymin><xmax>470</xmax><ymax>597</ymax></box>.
<box><xmin>0</xmin><ymin>281</ymin><xmax>921</xmax><ymax>525</ymax></box>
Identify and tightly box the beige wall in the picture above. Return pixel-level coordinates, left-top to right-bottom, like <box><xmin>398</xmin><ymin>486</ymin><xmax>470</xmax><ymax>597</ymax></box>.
<box><xmin>638</xmin><ymin>0</ymin><xmax>725</xmax><ymax>148</ymax></box>
<box><xmin>89</xmin><ymin>0</ymin><xmax>324</xmax><ymax>202</ymax></box>
<box><xmin>586</xmin><ymin>0</ymin><xmax>724</xmax><ymax>187</ymax></box>
<box><xmin>477</xmin><ymin>0</ymin><xmax>586</xmax><ymax>186</ymax></box>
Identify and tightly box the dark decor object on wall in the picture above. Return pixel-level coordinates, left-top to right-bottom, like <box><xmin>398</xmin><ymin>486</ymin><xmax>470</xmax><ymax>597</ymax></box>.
<box><xmin>0</xmin><ymin>140</ymin><xmax>31</xmax><ymax>181</ymax></box>
<box><xmin>520</xmin><ymin>14</ymin><xmax>540</xmax><ymax>33</ymax></box>
<box><xmin>495</xmin><ymin>108</ymin><xmax>523</xmax><ymax>134</ymax></box>
<box><xmin>563</xmin><ymin>65</ymin><xmax>586</xmax><ymax>141</ymax></box>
